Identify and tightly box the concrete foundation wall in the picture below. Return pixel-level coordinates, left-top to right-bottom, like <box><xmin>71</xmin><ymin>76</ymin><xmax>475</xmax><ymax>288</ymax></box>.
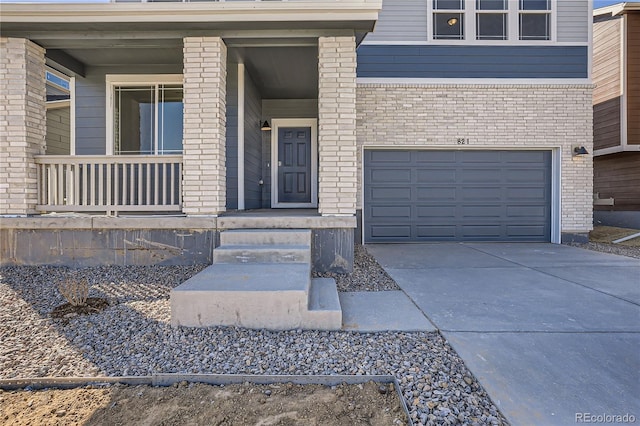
<box><xmin>0</xmin><ymin>217</ymin><xmax>355</xmax><ymax>272</ymax></box>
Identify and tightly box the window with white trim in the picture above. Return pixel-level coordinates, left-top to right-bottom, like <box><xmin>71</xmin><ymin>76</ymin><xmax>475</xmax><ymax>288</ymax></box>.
<box><xmin>519</xmin><ymin>0</ymin><xmax>551</xmax><ymax>41</ymax></box>
<box><xmin>107</xmin><ymin>76</ymin><xmax>183</xmax><ymax>155</ymax></box>
<box><xmin>430</xmin><ymin>0</ymin><xmax>552</xmax><ymax>42</ymax></box>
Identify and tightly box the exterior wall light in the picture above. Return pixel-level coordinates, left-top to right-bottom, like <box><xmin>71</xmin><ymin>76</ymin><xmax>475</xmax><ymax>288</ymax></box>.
<box><xmin>260</xmin><ymin>121</ymin><xmax>271</xmax><ymax>131</ymax></box>
<box><xmin>573</xmin><ymin>146</ymin><xmax>589</xmax><ymax>157</ymax></box>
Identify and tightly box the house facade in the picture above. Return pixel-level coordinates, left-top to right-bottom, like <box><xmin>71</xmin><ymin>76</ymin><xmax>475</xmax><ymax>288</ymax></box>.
<box><xmin>592</xmin><ymin>2</ymin><xmax>640</xmax><ymax>228</ymax></box>
<box><xmin>0</xmin><ymin>0</ymin><xmax>593</xmax><ymax>269</ymax></box>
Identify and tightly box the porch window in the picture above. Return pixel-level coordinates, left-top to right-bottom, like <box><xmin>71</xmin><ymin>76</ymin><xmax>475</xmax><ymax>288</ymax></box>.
<box><xmin>107</xmin><ymin>75</ymin><xmax>183</xmax><ymax>155</ymax></box>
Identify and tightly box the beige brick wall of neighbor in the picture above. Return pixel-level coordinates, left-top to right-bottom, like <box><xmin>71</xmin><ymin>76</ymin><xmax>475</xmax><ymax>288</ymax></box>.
<box><xmin>182</xmin><ymin>37</ymin><xmax>227</xmax><ymax>216</ymax></box>
<box><xmin>318</xmin><ymin>36</ymin><xmax>357</xmax><ymax>216</ymax></box>
<box><xmin>356</xmin><ymin>84</ymin><xmax>594</xmax><ymax>233</ymax></box>
<box><xmin>0</xmin><ymin>38</ymin><xmax>46</xmax><ymax>216</ymax></box>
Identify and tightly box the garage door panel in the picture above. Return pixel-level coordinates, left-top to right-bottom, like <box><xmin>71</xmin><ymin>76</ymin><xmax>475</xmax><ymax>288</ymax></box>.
<box><xmin>416</xmin><ymin>187</ymin><xmax>457</xmax><ymax>200</ymax></box>
<box><xmin>369</xmin><ymin>187</ymin><xmax>412</xmax><ymax>200</ymax></box>
<box><xmin>369</xmin><ymin>150</ymin><xmax>411</xmax><ymax>163</ymax></box>
<box><xmin>504</xmin><ymin>151</ymin><xmax>548</xmax><ymax>162</ymax></box>
<box><xmin>364</xmin><ymin>149</ymin><xmax>551</xmax><ymax>242</ymax></box>
<box><xmin>461</xmin><ymin>205</ymin><xmax>503</xmax><ymax>218</ymax></box>
<box><xmin>461</xmin><ymin>225</ymin><xmax>503</xmax><ymax>238</ymax></box>
<box><xmin>370</xmin><ymin>205</ymin><xmax>411</xmax><ymax>219</ymax></box>
<box><xmin>370</xmin><ymin>225</ymin><xmax>412</xmax><ymax>239</ymax></box>
<box><xmin>506</xmin><ymin>168</ymin><xmax>547</xmax><ymax>182</ymax></box>
<box><xmin>461</xmin><ymin>187</ymin><xmax>503</xmax><ymax>200</ymax></box>
<box><xmin>416</xmin><ymin>205</ymin><xmax>456</xmax><ymax>218</ymax></box>
<box><xmin>370</xmin><ymin>168</ymin><xmax>412</xmax><ymax>183</ymax></box>
<box><xmin>415</xmin><ymin>151</ymin><xmax>456</xmax><ymax>163</ymax></box>
<box><xmin>507</xmin><ymin>205</ymin><xmax>547</xmax><ymax>218</ymax></box>
<box><xmin>506</xmin><ymin>225</ymin><xmax>547</xmax><ymax>237</ymax></box>
<box><xmin>416</xmin><ymin>225</ymin><xmax>457</xmax><ymax>238</ymax></box>
<box><xmin>416</xmin><ymin>169</ymin><xmax>456</xmax><ymax>183</ymax></box>
<box><xmin>505</xmin><ymin>187</ymin><xmax>547</xmax><ymax>200</ymax></box>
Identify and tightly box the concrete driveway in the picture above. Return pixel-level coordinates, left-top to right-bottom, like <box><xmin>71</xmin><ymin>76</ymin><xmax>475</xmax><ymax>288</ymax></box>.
<box><xmin>366</xmin><ymin>243</ymin><xmax>640</xmax><ymax>426</ymax></box>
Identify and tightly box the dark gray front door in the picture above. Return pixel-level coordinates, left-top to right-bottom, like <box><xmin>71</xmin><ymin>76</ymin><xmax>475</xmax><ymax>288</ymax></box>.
<box><xmin>278</xmin><ymin>127</ymin><xmax>312</xmax><ymax>203</ymax></box>
<box><xmin>364</xmin><ymin>150</ymin><xmax>552</xmax><ymax>242</ymax></box>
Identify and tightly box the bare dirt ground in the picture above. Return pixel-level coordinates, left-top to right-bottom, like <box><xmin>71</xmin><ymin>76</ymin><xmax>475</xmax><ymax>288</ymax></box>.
<box><xmin>0</xmin><ymin>381</ymin><xmax>407</xmax><ymax>426</ymax></box>
<box><xmin>568</xmin><ymin>226</ymin><xmax>640</xmax><ymax>259</ymax></box>
<box><xmin>588</xmin><ymin>226</ymin><xmax>640</xmax><ymax>247</ymax></box>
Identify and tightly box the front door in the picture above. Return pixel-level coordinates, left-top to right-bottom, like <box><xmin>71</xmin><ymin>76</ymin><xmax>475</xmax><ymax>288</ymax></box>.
<box><xmin>277</xmin><ymin>126</ymin><xmax>312</xmax><ymax>204</ymax></box>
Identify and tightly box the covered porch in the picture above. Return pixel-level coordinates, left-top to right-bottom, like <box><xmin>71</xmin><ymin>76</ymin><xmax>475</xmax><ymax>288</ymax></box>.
<box><xmin>0</xmin><ymin>1</ymin><xmax>378</xmax><ymax>218</ymax></box>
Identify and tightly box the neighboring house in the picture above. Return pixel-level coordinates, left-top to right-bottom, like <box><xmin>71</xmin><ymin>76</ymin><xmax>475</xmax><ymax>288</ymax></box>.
<box><xmin>592</xmin><ymin>2</ymin><xmax>640</xmax><ymax>228</ymax></box>
<box><xmin>0</xmin><ymin>0</ymin><xmax>594</xmax><ymax>269</ymax></box>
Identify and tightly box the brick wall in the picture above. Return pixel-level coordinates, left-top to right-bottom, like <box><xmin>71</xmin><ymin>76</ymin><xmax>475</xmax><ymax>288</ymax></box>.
<box><xmin>182</xmin><ymin>37</ymin><xmax>227</xmax><ymax>215</ymax></box>
<box><xmin>317</xmin><ymin>36</ymin><xmax>357</xmax><ymax>216</ymax></box>
<box><xmin>0</xmin><ymin>38</ymin><xmax>46</xmax><ymax>215</ymax></box>
<box><xmin>356</xmin><ymin>84</ymin><xmax>594</xmax><ymax>233</ymax></box>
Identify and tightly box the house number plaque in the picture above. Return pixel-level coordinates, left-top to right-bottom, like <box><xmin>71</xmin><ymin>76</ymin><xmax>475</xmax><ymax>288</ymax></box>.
<box><xmin>456</xmin><ymin>138</ymin><xmax>470</xmax><ymax>145</ymax></box>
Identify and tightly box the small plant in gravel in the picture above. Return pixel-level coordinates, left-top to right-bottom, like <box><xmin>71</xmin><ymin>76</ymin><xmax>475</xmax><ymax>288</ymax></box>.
<box><xmin>58</xmin><ymin>275</ymin><xmax>89</xmax><ymax>307</ymax></box>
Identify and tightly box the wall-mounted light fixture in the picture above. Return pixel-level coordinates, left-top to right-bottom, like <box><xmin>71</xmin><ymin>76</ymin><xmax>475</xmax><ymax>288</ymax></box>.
<box><xmin>572</xmin><ymin>146</ymin><xmax>589</xmax><ymax>157</ymax></box>
<box><xmin>260</xmin><ymin>121</ymin><xmax>271</xmax><ymax>131</ymax></box>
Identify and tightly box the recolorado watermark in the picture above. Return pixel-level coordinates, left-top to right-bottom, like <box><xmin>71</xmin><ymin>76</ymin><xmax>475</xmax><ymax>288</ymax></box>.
<box><xmin>576</xmin><ymin>413</ymin><xmax>637</xmax><ymax>423</ymax></box>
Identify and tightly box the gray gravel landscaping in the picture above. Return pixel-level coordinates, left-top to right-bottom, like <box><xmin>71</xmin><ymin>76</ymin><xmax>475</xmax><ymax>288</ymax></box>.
<box><xmin>567</xmin><ymin>241</ymin><xmax>640</xmax><ymax>259</ymax></box>
<box><xmin>314</xmin><ymin>244</ymin><xmax>401</xmax><ymax>292</ymax></box>
<box><xmin>0</xmin><ymin>265</ymin><xmax>506</xmax><ymax>425</ymax></box>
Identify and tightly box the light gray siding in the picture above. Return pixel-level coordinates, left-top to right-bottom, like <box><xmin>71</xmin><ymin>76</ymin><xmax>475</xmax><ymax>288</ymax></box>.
<box><xmin>45</xmin><ymin>107</ymin><xmax>70</xmax><ymax>155</ymax></box>
<box><xmin>364</xmin><ymin>0</ymin><xmax>428</xmax><ymax>43</ymax></box>
<box><xmin>244</xmin><ymin>69</ymin><xmax>263</xmax><ymax>210</ymax></box>
<box><xmin>557</xmin><ymin>0</ymin><xmax>590</xmax><ymax>43</ymax></box>
<box><xmin>261</xmin><ymin>99</ymin><xmax>317</xmax><ymax>207</ymax></box>
<box><xmin>74</xmin><ymin>65</ymin><xmax>181</xmax><ymax>155</ymax></box>
<box><xmin>226</xmin><ymin>63</ymin><xmax>239</xmax><ymax>210</ymax></box>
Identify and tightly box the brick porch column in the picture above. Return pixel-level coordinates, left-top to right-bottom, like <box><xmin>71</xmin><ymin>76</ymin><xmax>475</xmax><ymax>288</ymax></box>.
<box><xmin>182</xmin><ymin>37</ymin><xmax>227</xmax><ymax>215</ymax></box>
<box><xmin>0</xmin><ymin>38</ymin><xmax>46</xmax><ymax>216</ymax></box>
<box><xmin>317</xmin><ymin>36</ymin><xmax>357</xmax><ymax>216</ymax></box>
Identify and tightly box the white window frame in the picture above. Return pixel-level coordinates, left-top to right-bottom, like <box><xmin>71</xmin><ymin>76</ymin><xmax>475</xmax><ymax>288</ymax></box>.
<box><xmin>427</xmin><ymin>0</ymin><xmax>557</xmax><ymax>44</ymax></box>
<box><xmin>45</xmin><ymin>67</ymin><xmax>76</xmax><ymax>155</ymax></box>
<box><xmin>105</xmin><ymin>74</ymin><xmax>183</xmax><ymax>155</ymax></box>
<box><xmin>518</xmin><ymin>0</ymin><xmax>553</xmax><ymax>41</ymax></box>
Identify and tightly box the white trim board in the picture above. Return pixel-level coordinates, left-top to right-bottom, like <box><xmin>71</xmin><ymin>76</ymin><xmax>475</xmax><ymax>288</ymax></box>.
<box><xmin>237</xmin><ymin>63</ymin><xmax>245</xmax><ymax>211</ymax></box>
<box><xmin>270</xmin><ymin>118</ymin><xmax>318</xmax><ymax>209</ymax></box>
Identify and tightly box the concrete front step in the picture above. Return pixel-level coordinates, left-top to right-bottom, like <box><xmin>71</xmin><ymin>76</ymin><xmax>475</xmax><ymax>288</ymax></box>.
<box><xmin>171</xmin><ymin>263</ymin><xmax>311</xmax><ymax>329</ymax></box>
<box><xmin>220</xmin><ymin>229</ymin><xmax>311</xmax><ymax>246</ymax></box>
<box><xmin>213</xmin><ymin>245</ymin><xmax>310</xmax><ymax>264</ymax></box>
<box><xmin>305</xmin><ymin>278</ymin><xmax>342</xmax><ymax>330</ymax></box>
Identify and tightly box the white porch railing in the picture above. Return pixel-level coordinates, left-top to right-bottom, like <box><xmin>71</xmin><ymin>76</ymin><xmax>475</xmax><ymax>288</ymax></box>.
<box><xmin>35</xmin><ymin>155</ymin><xmax>183</xmax><ymax>213</ymax></box>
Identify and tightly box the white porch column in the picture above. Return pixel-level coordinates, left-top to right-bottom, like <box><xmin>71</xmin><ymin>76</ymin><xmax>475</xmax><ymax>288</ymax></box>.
<box><xmin>182</xmin><ymin>37</ymin><xmax>227</xmax><ymax>215</ymax></box>
<box><xmin>317</xmin><ymin>36</ymin><xmax>357</xmax><ymax>216</ymax></box>
<box><xmin>0</xmin><ymin>38</ymin><xmax>46</xmax><ymax>216</ymax></box>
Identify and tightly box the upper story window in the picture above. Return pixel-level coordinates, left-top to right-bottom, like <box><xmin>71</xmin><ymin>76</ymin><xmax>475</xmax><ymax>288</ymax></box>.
<box><xmin>519</xmin><ymin>0</ymin><xmax>551</xmax><ymax>40</ymax></box>
<box><xmin>430</xmin><ymin>0</ymin><xmax>552</xmax><ymax>42</ymax></box>
<box><xmin>433</xmin><ymin>0</ymin><xmax>464</xmax><ymax>40</ymax></box>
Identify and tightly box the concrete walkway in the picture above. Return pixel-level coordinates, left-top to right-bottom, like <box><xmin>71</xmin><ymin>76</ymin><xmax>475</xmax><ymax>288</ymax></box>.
<box><xmin>367</xmin><ymin>243</ymin><xmax>640</xmax><ymax>426</ymax></box>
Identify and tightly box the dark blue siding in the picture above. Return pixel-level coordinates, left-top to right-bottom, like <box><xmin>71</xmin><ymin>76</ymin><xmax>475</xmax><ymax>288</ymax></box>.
<box><xmin>357</xmin><ymin>45</ymin><xmax>588</xmax><ymax>78</ymax></box>
<box><xmin>226</xmin><ymin>64</ymin><xmax>238</xmax><ymax>210</ymax></box>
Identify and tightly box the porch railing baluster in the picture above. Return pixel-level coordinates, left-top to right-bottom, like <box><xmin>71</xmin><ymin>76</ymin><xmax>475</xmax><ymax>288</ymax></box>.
<box><xmin>34</xmin><ymin>155</ymin><xmax>183</xmax><ymax>213</ymax></box>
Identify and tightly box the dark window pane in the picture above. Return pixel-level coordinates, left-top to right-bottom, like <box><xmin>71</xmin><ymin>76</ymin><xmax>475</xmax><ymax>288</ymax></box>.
<box><xmin>477</xmin><ymin>0</ymin><xmax>506</xmax><ymax>10</ymax></box>
<box><xmin>433</xmin><ymin>0</ymin><xmax>463</xmax><ymax>10</ymax></box>
<box><xmin>115</xmin><ymin>86</ymin><xmax>155</xmax><ymax>155</ymax></box>
<box><xmin>520</xmin><ymin>0</ymin><xmax>550</xmax><ymax>10</ymax></box>
<box><xmin>477</xmin><ymin>13</ymin><xmax>507</xmax><ymax>40</ymax></box>
<box><xmin>519</xmin><ymin>13</ymin><xmax>550</xmax><ymax>40</ymax></box>
<box><xmin>434</xmin><ymin>13</ymin><xmax>464</xmax><ymax>39</ymax></box>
